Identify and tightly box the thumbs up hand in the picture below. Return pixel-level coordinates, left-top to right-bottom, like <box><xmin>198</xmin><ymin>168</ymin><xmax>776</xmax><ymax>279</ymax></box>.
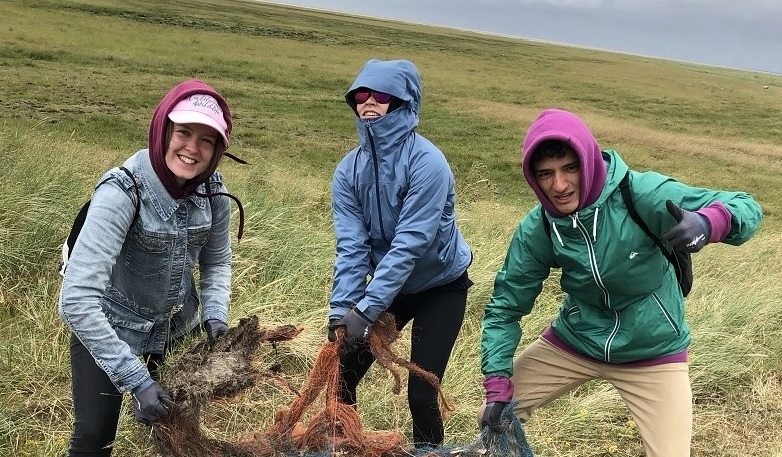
<box><xmin>663</xmin><ymin>200</ymin><xmax>710</xmax><ymax>252</ymax></box>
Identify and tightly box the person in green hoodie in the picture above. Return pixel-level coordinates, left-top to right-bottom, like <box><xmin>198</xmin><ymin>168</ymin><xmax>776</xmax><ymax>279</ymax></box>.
<box><xmin>478</xmin><ymin>108</ymin><xmax>762</xmax><ymax>457</ymax></box>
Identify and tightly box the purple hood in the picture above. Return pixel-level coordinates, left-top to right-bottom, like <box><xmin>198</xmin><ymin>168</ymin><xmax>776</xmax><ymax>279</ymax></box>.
<box><xmin>148</xmin><ymin>79</ymin><xmax>232</xmax><ymax>199</ymax></box>
<box><xmin>521</xmin><ymin>109</ymin><xmax>606</xmax><ymax>217</ymax></box>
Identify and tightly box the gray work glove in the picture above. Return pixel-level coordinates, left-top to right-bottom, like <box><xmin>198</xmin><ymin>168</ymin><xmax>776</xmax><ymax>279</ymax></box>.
<box><xmin>329</xmin><ymin>308</ymin><xmax>373</xmax><ymax>357</ymax></box>
<box><xmin>664</xmin><ymin>200</ymin><xmax>710</xmax><ymax>252</ymax></box>
<box><xmin>203</xmin><ymin>319</ymin><xmax>228</xmax><ymax>344</ymax></box>
<box><xmin>131</xmin><ymin>379</ymin><xmax>175</xmax><ymax>424</ymax></box>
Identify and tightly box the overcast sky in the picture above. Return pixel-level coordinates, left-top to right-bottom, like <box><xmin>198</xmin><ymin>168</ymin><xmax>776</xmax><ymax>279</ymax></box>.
<box><xmin>257</xmin><ymin>0</ymin><xmax>782</xmax><ymax>74</ymax></box>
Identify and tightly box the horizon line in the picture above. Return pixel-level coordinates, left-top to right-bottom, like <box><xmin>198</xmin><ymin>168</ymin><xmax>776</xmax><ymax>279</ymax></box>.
<box><xmin>253</xmin><ymin>0</ymin><xmax>782</xmax><ymax>77</ymax></box>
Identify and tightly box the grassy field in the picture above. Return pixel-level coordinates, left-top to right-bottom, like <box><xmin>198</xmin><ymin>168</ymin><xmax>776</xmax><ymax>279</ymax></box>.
<box><xmin>1</xmin><ymin>0</ymin><xmax>782</xmax><ymax>455</ymax></box>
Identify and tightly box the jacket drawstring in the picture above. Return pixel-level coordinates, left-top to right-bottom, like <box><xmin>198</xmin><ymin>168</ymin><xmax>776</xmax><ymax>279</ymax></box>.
<box><xmin>592</xmin><ymin>207</ymin><xmax>599</xmax><ymax>242</ymax></box>
<box><xmin>552</xmin><ymin>222</ymin><xmax>564</xmax><ymax>246</ymax></box>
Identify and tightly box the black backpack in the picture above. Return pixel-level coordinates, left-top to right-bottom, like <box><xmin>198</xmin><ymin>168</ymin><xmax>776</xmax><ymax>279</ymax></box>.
<box><xmin>58</xmin><ymin>166</ymin><xmax>140</xmax><ymax>276</ymax></box>
<box><xmin>541</xmin><ymin>171</ymin><xmax>693</xmax><ymax>297</ymax></box>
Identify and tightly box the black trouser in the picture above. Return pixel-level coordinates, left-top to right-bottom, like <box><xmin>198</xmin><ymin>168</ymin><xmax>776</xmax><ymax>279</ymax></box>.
<box><xmin>337</xmin><ymin>270</ymin><xmax>471</xmax><ymax>448</ymax></box>
<box><xmin>66</xmin><ymin>333</ymin><xmax>163</xmax><ymax>457</ymax></box>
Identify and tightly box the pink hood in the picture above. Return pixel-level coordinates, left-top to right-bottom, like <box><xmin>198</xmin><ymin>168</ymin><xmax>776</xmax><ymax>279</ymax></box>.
<box><xmin>521</xmin><ymin>109</ymin><xmax>606</xmax><ymax>217</ymax></box>
<box><xmin>148</xmin><ymin>80</ymin><xmax>232</xmax><ymax>199</ymax></box>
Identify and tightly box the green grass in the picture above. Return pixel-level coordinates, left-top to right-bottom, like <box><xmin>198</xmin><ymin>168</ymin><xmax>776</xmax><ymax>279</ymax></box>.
<box><xmin>1</xmin><ymin>0</ymin><xmax>782</xmax><ymax>455</ymax></box>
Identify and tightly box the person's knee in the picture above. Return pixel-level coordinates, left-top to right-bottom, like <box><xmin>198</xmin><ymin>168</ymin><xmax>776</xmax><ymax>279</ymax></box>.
<box><xmin>408</xmin><ymin>386</ymin><xmax>438</xmax><ymax>412</ymax></box>
<box><xmin>70</xmin><ymin>410</ymin><xmax>119</xmax><ymax>456</ymax></box>
<box><xmin>68</xmin><ymin>430</ymin><xmax>115</xmax><ymax>456</ymax></box>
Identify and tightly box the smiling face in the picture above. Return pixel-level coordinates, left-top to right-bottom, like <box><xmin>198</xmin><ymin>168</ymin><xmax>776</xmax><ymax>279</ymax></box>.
<box><xmin>532</xmin><ymin>147</ymin><xmax>581</xmax><ymax>215</ymax></box>
<box><xmin>165</xmin><ymin>122</ymin><xmax>218</xmax><ymax>187</ymax></box>
<box><xmin>356</xmin><ymin>93</ymin><xmax>390</xmax><ymax>119</ymax></box>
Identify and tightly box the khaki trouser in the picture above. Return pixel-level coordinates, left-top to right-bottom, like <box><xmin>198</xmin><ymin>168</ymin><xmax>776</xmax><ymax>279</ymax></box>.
<box><xmin>479</xmin><ymin>337</ymin><xmax>692</xmax><ymax>457</ymax></box>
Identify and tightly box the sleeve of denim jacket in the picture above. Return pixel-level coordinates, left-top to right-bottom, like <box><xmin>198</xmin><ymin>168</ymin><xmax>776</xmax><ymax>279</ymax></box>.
<box><xmin>329</xmin><ymin>164</ymin><xmax>373</xmax><ymax>320</ymax></box>
<box><xmin>354</xmin><ymin>146</ymin><xmax>450</xmax><ymax>321</ymax></box>
<box><xmin>197</xmin><ymin>179</ymin><xmax>231</xmax><ymax>324</ymax></box>
<box><xmin>58</xmin><ymin>175</ymin><xmax>150</xmax><ymax>393</ymax></box>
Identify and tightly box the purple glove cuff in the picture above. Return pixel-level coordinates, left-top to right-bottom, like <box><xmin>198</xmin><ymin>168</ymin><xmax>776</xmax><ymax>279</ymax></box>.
<box><xmin>696</xmin><ymin>202</ymin><xmax>731</xmax><ymax>243</ymax></box>
<box><xmin>483</xmin><ymin>375</ymin><xmax>514</xmax><ymax>403</ymax></box>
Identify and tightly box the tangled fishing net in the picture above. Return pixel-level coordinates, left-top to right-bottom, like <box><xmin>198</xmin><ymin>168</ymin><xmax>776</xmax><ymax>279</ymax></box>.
<box><xmin>151</xmin><ymin>313</ymin><xmax>533</xmax><ymax>456</ymax></box>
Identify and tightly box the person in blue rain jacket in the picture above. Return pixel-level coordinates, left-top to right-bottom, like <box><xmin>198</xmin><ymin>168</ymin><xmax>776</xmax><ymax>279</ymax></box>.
<box><xmin>327</xmin><ymin>58</ymin><xmax>473</xmax><ymax>449</ymax></box>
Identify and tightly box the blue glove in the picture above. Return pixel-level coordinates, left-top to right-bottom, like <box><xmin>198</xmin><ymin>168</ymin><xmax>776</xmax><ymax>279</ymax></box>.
<box><xmin>664</xmin><ymin>200</ymin><xmax>710</xmax><ymax>252</ymax></box>
<box><xmin>131</xmin><ymin>379</ymin><xmax>175</xmax><ymax>424</ymax></box>
<box><xmin>330</xmin><ymin>308</ymin><xmax>373</xmax><ymax>356</ymax></box>
<box><xmin>204</xmin><ymin>319</ymin><xmax>228</xmax><ymax>344</ymax></box>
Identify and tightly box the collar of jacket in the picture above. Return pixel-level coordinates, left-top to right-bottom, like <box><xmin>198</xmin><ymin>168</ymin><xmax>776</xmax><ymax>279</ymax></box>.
<box><xmin>134</xmin><ymin>149</ymin><xmax>209</xmax><ymax>221</ymax></box>
<box><xmin>354</xmin><ymin>107</ymin><xmax>417</xmax><ymax>154</ymax></box>
<box><xmin>544</xmin><ymin>150</ymin><xmax>631</xmax><ymax>242</ymax></box>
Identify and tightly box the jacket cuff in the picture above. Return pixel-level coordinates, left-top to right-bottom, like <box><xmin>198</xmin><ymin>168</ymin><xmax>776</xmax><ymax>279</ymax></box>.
<box><xmin>354</xmin><ymin>301</ymin><xmax>380</xmax><ymax>322</ymax></box>
<box><xmin>132</xmin><ymin>376</ymin><xmax>155</xmax><ymax>393</ymax></box>
<box><xmin>483</xmin><ymin>375</ymin><xmax>514</xmax><ymax>403</ymax></box>
<box><xmin>696</xmin><ymin>202</ymin><xmax>732</xmax><ymax>243</ymax></box>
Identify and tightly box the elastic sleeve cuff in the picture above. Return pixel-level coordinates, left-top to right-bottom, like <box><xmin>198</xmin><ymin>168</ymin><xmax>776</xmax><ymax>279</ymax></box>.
<box><xmin>483</xmin><ymin>375</ymin><xmax>514</xmax><ymax>403</ymax></box>
<box><xmin>696</xmin><ymin>202</ymin><xmax>732</xmax><ymax>243</ymax></box>
<box><xmin>131</xmin><ymin>376</ymin><xmax>154</xmax><ymax>394</ymax></box>
<box><xmin>354</xmin><ymin>301</ymin><xmax>381</xmax><ymax>322</ymax></box>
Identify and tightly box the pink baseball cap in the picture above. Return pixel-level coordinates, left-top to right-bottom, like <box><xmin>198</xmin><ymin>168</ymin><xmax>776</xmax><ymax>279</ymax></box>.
<box><xmin>167</xmin><ymin>94</ymin><xmax>230</xmax><ymax>146</ymax></box>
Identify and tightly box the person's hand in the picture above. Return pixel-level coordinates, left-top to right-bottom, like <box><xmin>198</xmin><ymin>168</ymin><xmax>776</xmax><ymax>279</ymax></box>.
<box><xmin>481</xmin><ymin>375</ymin><xmax>513</xmax><ymax>432</ymax></box>
<box><xmin>204</xmin><ymin>319</ymin><xmax>228</xmax><ymax>344</ymax></box>
<box><xmin>664</xmin><ymin>200</ymin><xmax>711</xmax><ymax>252</ymax></box>
<box><xmin>331</xmin><ymin>308</ymin><xmax>373</xmax><ymax>356</ymax></box>
<box><xmin>131</xmin><ymin>379</ymin><xmax>175</xmax><ymax>424</ymax></box>
<box><xmin>481</xmin><ymin>401</ymin><xmax>508</xmax><ymax>433</ymax></box>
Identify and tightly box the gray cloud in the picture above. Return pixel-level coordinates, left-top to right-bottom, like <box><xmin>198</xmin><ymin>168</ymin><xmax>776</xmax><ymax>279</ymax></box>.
<box><xmin>259</xmin><ymin>0</ymin><xmax>782</xmax><ymax>73</ymax></box>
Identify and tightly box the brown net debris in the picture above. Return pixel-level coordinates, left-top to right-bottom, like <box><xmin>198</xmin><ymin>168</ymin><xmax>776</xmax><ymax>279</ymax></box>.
<box><xmin>151</xmin><ymin>315</ymin><xmax>302</xmax><ymax>456</ymax></box>
<box><xmin>151</xmin><ymin>313</ymin><xmax>525</xmax><ymax>457</ymax></box>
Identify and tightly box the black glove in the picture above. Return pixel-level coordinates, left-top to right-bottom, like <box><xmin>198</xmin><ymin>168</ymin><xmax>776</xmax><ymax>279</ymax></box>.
<box><xmin>664</xmin><ymin>200</ymin><xmax>710</xmax><ymax>252</ymax></box>
<box><xmin>204</xmin><ymin>319</ymin><xmax>228</xmax><ymax>344</ymax></box>
<box><xmin>331</xmin><ymin>308</ymin><xmax>373</xmax><ymax>356</ymax></box>
<box><xmin>327</xmin><ymin>318</ymin><xmax>340</xmax><ymax>343</ymax></box>
<box><xmin>131</xmin><ymin>379</ymin><xmax>175</xmax><ymax>424</ymax></box>
<box><xmin>480</xmin><ymin>401</ymin><xmax>509</xmax><ymax>433</ymax></box>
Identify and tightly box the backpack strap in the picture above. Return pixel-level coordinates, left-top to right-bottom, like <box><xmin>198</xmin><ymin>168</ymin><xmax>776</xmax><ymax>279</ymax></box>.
<box><xmin>118</xmin><ymin>166</ymin><xmax>141</xmax><ymax>226</ymax></box>
<box><xmin>64</xmin><ymin>167</ymin><xmax>139</xmax><ymax>253</ymax></box>
<box><xmin>60</xmin><ymin>166</ymin><xmax>141</xmax><ymax>277</ymax></box>
<box><xmin>618</xmin><ymin>171</ymin><xmax>684</xmax><ymax>283</ymax></box>
<box><xmin>541</xmin><ymin>206</ymin><xmax>551</xmax><ymax>238</ymax></box>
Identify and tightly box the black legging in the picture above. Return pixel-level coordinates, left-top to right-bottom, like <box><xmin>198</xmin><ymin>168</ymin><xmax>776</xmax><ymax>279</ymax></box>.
<box><xmin>66</xmin><ymin>333</ymin><xmax>164</xmax><ymax>457</ymax></box>
<box><xmin>337</xmin><ymin>270</ymin><xmax>471</xmax><ymax>448</ymax></box>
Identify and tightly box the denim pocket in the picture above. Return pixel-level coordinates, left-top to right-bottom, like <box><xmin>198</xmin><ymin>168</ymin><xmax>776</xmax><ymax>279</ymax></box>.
<box><xmin>102</xmin><ymin>296</ymin><xmax>154</xmax><ymax>351</ymax></box>
<box><xmin>187</xmin><ymin>227</ymin><xmax>210</xmax><ymax>248</ymax></box>
<box><xmin>125</xmin><ymin>226</ymin><xmax>173</xmax><ymax>278</ymax></box>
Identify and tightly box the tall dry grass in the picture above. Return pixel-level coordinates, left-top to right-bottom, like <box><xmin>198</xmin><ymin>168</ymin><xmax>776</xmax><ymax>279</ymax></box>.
<box><xmin>2</xmin><ymin>0</ymin><xmax>781</xmax><ymax>456</ymax></box>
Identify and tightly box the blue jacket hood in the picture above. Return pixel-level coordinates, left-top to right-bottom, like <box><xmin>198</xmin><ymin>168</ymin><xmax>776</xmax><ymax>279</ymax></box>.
<box><xmin>345</xmin><ymin>58</ymin><xmax>421</xmax><ymax>113</ymax></box>
<box><xmin>345</xmin><ymin>59</ymin><xmax>421</xmax><ymax>151</ymax></box>
<box><xmin>330</xmin><ymin>60</ymin><xmax>472</xmax><ymax>321</ymax></box>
